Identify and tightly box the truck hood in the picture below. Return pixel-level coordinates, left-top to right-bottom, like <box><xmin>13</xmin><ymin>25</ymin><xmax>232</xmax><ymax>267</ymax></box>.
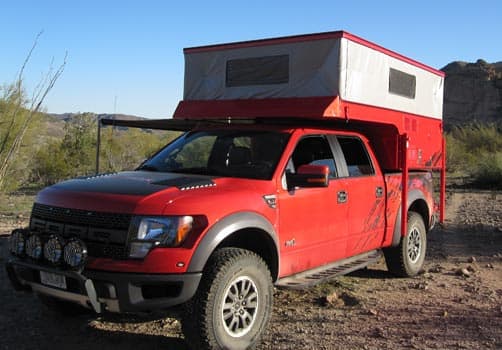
<box><xmin>35</xmin><ymin>171</ymin><xmax>272</xmax><ymax>216</ymax></box>
<box><xmin>49</xmin><ymin>171</ymin><xmax>217</xmax><ymax>195</ymax></box>
<box><xmin>35</xmin><ymin>171</ymin><xmax>218</xmax><ymax>214</ymax></box>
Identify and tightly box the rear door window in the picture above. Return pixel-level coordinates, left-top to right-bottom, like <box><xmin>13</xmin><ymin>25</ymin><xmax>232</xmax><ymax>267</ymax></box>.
<box><xmin>337</xmin><ymin>137</ymin><xmax>375</xmax><ymax>177</ymax></box>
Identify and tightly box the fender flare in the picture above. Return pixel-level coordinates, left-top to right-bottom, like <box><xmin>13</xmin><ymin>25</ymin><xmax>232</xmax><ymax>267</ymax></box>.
<box><xmin>391</xmin><ymin>189</ymin><xmax>430</xmax><ymax>247</ymax></box>
<box><xmin>187</xmin><ymin>211</ymin><xmax>280</xmax><ymax>273</ymax></box>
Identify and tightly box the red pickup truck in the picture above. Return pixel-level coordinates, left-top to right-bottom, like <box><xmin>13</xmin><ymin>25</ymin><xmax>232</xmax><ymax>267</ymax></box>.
<box><xmin>7</xmin><ymin>31</ymin><xmax>445</xmax><ymax>350</ymax></box>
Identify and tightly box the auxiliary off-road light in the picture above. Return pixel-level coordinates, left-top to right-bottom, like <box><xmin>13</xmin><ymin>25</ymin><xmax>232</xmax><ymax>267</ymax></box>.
<box><xmin>9</xmin><ymin>229</ymin><xmax>27</xmax><ymax>256</ymax></box>
<box><xmin>44</xmin><ymin>235</ymin><xmax>64</xmax><ymax>264</ymax></box>
<box><xmin>63</xmin><ymin>238</ymin><xmax>88</xmax><ymax>270</ymax></box>
<box><xmin>25</xmin><ymin>234</ymin><xmax>43</xmax><ymax>260</ymax></box>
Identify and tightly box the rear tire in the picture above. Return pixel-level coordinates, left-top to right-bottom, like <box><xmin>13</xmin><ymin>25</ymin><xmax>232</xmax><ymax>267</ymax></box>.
<box><xmin>384</xmin><ymin>211</ymin><xmax>427</xmax><ymax>277</ymax></box>
<box><xmin>182</xmin><ymin>248</ymin><xmax>273</xmax><ymax>350</ymax></box>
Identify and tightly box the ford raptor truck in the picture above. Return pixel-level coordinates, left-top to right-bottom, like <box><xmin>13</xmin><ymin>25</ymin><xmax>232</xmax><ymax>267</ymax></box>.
<box><xmin>6</xmin><ymin>31</ymin><xmax>446</xmax><ymax>350</ymax></box>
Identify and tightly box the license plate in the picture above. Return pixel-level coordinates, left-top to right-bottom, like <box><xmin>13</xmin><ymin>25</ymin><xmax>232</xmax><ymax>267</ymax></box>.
<box><xmin>40</xmin><ymin>271</ymin><xmax>67</xmax><ymax>290</ymax></box>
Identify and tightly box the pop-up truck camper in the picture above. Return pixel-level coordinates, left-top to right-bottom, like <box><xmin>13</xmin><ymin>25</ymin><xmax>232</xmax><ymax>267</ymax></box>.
<box><xmin>8</xmin><ymin>31</ymin><xmax>445</xmax><ymax>350</ymax></box>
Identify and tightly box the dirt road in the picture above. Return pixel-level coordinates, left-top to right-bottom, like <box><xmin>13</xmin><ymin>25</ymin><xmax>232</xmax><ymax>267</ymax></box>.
<box><xmin>1</xmin><ymin>191</ymin><xmax>501</xmax><ymax>349</ymax></box>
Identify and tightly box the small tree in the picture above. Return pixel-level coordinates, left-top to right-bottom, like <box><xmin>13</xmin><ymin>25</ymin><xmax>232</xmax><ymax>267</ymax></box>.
<box><xmin>0</xmin><ymin>32</ymin><xmax>66</xmax><ymax>191</ymax></box>
<box><xmin>31</xmin><ymin>113</ymin><xmax>97</xmax><ymax>184</ymax></box>
<box><xmin>61</xmin><ymin>113</ymin><xmax>97</xmax><ymax>176</ymax></box>
<box><xmin>31</xmin><ymin>141</ymin><xmax>69</xmax><ymax>185</ymax></box>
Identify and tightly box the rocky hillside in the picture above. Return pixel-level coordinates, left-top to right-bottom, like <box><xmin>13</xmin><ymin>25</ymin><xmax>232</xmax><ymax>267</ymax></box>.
<box><xmin>442</xmin><ymin>60</ymin><xmax>502</xmax><ymax>128</ymax></box>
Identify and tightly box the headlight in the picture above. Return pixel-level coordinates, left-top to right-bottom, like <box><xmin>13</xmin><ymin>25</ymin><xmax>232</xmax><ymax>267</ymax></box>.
<box><xmin>129</xmin><ymin>216</ymin><xmax>194</xmax><ymax>258</ymax></box>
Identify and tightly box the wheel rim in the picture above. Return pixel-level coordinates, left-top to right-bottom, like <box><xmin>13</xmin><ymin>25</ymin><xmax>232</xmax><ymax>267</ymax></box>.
<box><xmin>407</xmin><ymin>226</ymin><xmax>422</xmax><ymax>264</ymax></box>
<box><xmin>221</xmin><ymin>275</ymin><xmax>259</xmax><ymax>338</ymax></box>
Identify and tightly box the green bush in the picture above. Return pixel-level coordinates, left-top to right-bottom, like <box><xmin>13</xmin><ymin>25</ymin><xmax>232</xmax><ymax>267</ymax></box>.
<box><xmin>99</xmin><ymin>127</ymin><xmax>175</xmax><ymax>173</ymax></box>
<box><xmin>446</xmin><ymin>123</ymin><xmax>502</xmax><ymax>189</ymax></box>
<box><xmin>445</xmin><ymin>133</ymin><xmax>470</xmax><ymax>175</ymax></box>
<box><xmin>472</xmin><ymin>152</ymin><xmax>502</xmax><ymax>189</ymax></box>
<box><xmin>29</xmin><ymin>113</ymin><xmax>180</xmax><ymax>186</ymax></box>
<box><xmin>31</xmin><ymin>142</ymin><xmax>71</xmax><ymax>185</ymax></box>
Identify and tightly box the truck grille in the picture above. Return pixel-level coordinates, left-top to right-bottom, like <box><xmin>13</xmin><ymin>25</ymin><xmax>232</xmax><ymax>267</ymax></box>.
<box><xmin>30</xmin><ymin>203</ymin><xmax>132</xmax><ymax>259</ymax></box>
<box><xmin>32</xmin><ymin>203</ymin><xmax>131</xmax><ymax>229</ymax></box>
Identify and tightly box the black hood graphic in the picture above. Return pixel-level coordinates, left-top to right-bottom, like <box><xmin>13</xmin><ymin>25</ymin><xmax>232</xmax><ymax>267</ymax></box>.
<box><xmin>52</xmin><ymin>171</ymin><xmax>216</xmax><ymax>196</ymax></box>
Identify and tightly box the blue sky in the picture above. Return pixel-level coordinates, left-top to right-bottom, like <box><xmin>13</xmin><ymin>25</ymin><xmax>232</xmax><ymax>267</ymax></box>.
<box><xmin>1</xmin><ymin>0</ymin><xmax>501</xmax><ymax>118</ymax></box>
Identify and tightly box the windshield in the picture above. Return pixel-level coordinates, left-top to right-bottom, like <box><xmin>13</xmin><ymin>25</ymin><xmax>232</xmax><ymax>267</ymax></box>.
<box><xmin>138</xmin><ymin>130</ymin><xmax>290</xmax><ymax>180</ymax></box>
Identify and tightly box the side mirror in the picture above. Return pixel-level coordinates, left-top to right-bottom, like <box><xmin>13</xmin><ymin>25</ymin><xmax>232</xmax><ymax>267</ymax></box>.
<box><xmin>286</xmin><ymin>164</ymin><xmax>330</xmax><ymax>189</ymax></box>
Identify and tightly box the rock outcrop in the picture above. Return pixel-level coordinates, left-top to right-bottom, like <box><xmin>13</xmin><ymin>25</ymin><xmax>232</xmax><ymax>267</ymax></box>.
<box><xmin>442</xmin><ymin>60</ymin><xmax>502</xmax><ymax>128</ymax></box>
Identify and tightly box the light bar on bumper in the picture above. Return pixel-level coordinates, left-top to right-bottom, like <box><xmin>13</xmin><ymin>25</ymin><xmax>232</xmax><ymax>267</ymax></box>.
<box><xmin>9</xmin><ymin>229</ymin><xmax>28</xmax><ymax>256</ymax></box>
<box><xmin>9</xmin><ymin>230</ymin><xmax>89</xmax><ymax>270</ymax></box>
<box><xmin>129</xmin><ymin>216</ymin><xmax>195</xmax><ymax>259</ymax></box>
<box><xmin>63</xmin><ymin>238</ymin><xmax>88</xmax><ymax>270</ymax></box>
<box><xmin>43</xmin><ymin>235</ymin><xmax>65</xmax><ymax>265</ymax></box>
<box><xmin>25</xmin><ymin>234</ymin><xmax>43</xmax><ymax>260</ymax></box>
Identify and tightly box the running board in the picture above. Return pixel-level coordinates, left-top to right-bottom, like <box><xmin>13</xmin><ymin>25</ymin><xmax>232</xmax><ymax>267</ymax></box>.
<box><xmin>275</xmin><ymin>250</ymin><xmax>382</xmax><ymax>290</ymax></box>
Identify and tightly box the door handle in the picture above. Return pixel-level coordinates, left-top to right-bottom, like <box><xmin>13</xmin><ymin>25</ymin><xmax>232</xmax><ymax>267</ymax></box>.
<box><xmin>376</xmin><ymin>186</ymin><xmax>384</xmax><ymax>198</ymax></box>
<box><xmin>337</xmin><ymin>190</ymin><xmax>347</xmax><ymax>203</ymax></box>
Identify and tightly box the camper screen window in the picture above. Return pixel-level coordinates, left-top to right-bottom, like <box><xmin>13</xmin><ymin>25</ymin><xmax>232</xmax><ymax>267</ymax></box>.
<box><xmin>389</xmin><ymin>68</ymin><xmax>416</xmax><ymax>99</ymax></box>
<box><xmin>226</xmin><ymin>55</ymin><xmax>289</xmax><ymax>87</ymax></box>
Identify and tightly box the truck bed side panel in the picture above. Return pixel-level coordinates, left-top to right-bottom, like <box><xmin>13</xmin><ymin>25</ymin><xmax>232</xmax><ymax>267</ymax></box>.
<box><xmin>383</xmin><ymin>172</ymin><xmax>434</xmax><ymax>247</ymax></box>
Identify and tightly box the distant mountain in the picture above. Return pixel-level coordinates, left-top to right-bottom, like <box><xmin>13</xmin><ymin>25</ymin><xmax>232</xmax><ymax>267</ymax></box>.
<box><xmin>442</xmin><ymin>60</ymin><xmax>502</xmax><ymax>128</ymax></box>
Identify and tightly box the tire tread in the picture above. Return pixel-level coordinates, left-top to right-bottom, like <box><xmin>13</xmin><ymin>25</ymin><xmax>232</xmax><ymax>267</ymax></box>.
<box><xmin>384</xmin><ymin>211</ymin><xmax>426</xmax><ymax>277</ymax></box>
<box><xmin>182</xmin><ymin>247</ymin><xmax>272</xmax><ymax>350</ymax></box>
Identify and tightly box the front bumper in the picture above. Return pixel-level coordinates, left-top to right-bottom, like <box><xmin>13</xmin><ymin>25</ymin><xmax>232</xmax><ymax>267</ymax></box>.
<box><xmin>6</xmin><ymin>257</ymin><xmax>201</xmax><ymax>313</ymax></box>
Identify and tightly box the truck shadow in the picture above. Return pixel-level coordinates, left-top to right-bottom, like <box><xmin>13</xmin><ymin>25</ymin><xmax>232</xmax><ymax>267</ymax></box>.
<box><xmin>347</xmin><ymin>224</ymin><xmax>502</xmax><ymax>280</ymax></box>
<box><xmin>347</xmin><ymin>267</ymin><xmax>392</xmax><ymax>279</ymax></box>
<box><xmin>1</xmin><ymin>309</ymin><xmax>190</xmax><ymax>350</ymax></box>
<box><xmin>427</xmin><ymin>225</ymin><xmax>502</xmax><ymax>262</ymax></box>
<box><xmin>65</xmin><ymin>324</ymin><xmax>189</xmax><ymax>350</ymax></box>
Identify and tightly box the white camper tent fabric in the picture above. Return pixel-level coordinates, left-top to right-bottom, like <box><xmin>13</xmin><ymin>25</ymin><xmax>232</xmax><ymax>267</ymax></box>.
<box><xmin>184</xmin><ymin>39</ymin><xmax>342</xmax><ymax>100</ymax></box>
<box><xmin>340</xmin><ymin>39</ymin><xmax>443</xmax><ymax>120</ymax></box>
<box><xmin>183</xmin><ymin>36</ymin><xmax>443</xmax><ymax>120</ymax></box>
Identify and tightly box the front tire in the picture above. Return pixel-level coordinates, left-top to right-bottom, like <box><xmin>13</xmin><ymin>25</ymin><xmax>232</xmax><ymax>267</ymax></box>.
<box><xmin>182</xmin><ymin>248</ymin><xmax>273</xmax><ymax>350</ymax></box>
<box><xmin>384</xmin><ymin>211</ymin><xmax>427</xmax><ymax>277</ymax></box>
